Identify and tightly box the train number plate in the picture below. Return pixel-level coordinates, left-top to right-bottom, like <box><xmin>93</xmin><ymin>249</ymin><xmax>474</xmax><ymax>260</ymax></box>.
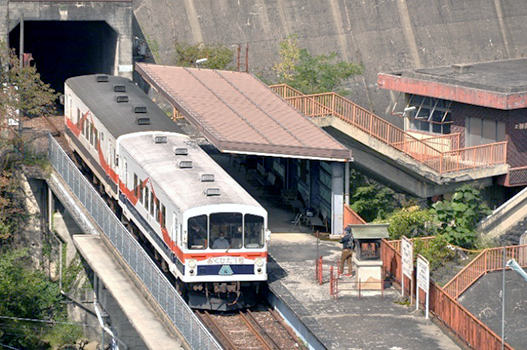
<box><xmin>207</xmin><ymin>257</ymin><xmax>245</xmax><ymax>265</ymax></box>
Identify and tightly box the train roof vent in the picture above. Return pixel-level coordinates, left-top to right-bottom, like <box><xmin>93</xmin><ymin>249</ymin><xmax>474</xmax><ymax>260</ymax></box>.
<box><xmin>96</xmin><ymin>75</ymin><xmax>109</xmax><ymax>83</ymax></box>
<box><xmin>133</xmin><ymin>106</ymin><xmax>147</xmax><ymax>113</ymax></box>
<box><xmin>177</xmin><ymin>160</ymin><xmax>193</xmax><ymax>169</ymax></box>
<box><xmin>136</xmin><ymin>117</ymin><xmax>151</xmax><ymax>125</ymax></box>
<box><xmin>115</xmin><ymin>95</ymin><xmax>129</xmax><ymax>103</ymax></box>
<box><xmin>205</xmin><ymin>188</ymin><xmax>221</xmax><ymax>196</ymax></box>
<box><xmin>153</xmin><ymin>134</ymin><xmax>167</xmax><ymax>144</ymax></box>
<box><xmin>200</xmin><ymin>173</ymin><xmax>215</xmax><ymax>182</ymax></box>
<box><xmin>114</xmin><ymin>85</ymin><xmax>126</xmax><ymax>92</ymax></box>
<box><xmin>174</xmin><ymin>147</ymin><xmax>188</xmax><ymax>156</ymax></box>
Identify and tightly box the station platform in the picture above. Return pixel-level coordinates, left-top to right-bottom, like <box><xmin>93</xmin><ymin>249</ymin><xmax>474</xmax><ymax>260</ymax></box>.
<box><xmin>209</xmin><ymin>151</ymin><xmax>464</xmax><ymax>349</ymax></box>
<box><xmin>267</xmin><ymin>233</ymin><xmax>462</xmax><ymax>350</ymax></box>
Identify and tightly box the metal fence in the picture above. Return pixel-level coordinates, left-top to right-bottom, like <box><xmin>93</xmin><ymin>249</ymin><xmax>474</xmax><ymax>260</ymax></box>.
<box><xmin>47</xmin><ymin>134</ymin><xmax>221</xmax><ymax>350</ymax></box>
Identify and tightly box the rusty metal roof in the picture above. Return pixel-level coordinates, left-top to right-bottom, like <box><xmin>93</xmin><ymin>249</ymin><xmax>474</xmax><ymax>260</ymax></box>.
<box><xmin>136</xmin><ymin>63</ymin><xmax>352</xmax><ymax>162</ymax></box>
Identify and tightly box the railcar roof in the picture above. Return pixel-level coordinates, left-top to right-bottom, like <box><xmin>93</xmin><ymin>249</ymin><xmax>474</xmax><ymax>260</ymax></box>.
<box><xmin>120</xmin><ymin>133</ymin><xmax>263</xmax><ymax>212</ymax></box>
<box><xmin>66</xmin><ymin>74</ymin><xmax>182</xmax><ymax>138</ymax></box>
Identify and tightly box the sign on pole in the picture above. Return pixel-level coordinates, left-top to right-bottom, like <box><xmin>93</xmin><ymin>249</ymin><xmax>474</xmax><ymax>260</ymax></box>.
<box><xmin>401</xmin><ymin>236</ymin><xmax>413</xmax><ymax>299</ymax></box>
<box><xmin>416</xmin><ymin>254</ymin><xmax>430</xmax><ymax>319</ymax></box>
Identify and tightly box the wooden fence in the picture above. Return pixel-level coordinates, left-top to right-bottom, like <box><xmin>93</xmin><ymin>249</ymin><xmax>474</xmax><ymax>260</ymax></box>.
<box><xmin>381</xmin><ymin>239</ymin><xmax>514</xmax><ymax>350</ymax></box>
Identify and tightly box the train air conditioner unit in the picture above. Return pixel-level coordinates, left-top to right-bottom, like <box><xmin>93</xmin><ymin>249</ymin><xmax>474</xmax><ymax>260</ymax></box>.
<box><xmin>153</xmin><ymin>134</ymin><xmax>168</xmax><ymax>144</ymax></box>
<box><xmin>133</xmin><ymin>106</ymin><xmax>147</xmax><ymax>113</ymax></box>
<box><xmin>205</xmin><ymin>188</ymin><xmax>221</xmax><ymax>196</ymax></box>
<box><xmin>115</xmin><ymin>95</ymin><xmax>129</xmax><ymax>103</ymax></box>
<box><xmin>177</xmin><ymin>160</ymin><xmax>193</xmax><ymax>169</ymax></box>
<box><xmin>114</xmin><ymin>85</ymin><xmax>126</xmax><ymax>92</ymax></box>
<box><xmin>96</xmin><ymin>75</ymin><xmax>109</xmax><ymax>83</ymax></box>
<box><xmin>199</xmin><ymin>173</ymin><xmax>215</xmax><ymax>182</ymax></box>
<box><xmin>136</xmin><ymin>117</ymin><xmax>151</xmax><ymax>125</ymax></box>
<box><xmin>174</xmin><ymin>147</ymin><xmax>188</xmax><ymax>156</ymax></box>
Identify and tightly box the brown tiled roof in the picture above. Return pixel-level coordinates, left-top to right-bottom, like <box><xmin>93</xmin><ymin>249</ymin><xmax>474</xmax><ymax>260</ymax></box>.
<box><xmin>136</xmin><ymin>63</ymin><xmax>352</xmax><ymax>161</ymax></box>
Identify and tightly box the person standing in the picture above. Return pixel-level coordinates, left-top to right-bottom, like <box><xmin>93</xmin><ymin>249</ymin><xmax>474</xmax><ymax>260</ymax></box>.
<box><xmin>339</xmin><ymin>227</ymin><xmax>355</xmax><ymax>276</ymax></box>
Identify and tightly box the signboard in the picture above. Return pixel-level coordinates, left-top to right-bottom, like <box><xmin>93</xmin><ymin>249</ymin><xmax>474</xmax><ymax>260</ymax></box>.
<box><xmin>417</xmin><ymin>255</ymin><xmax>430</xmax><ymax>293</ymax></box>
<box><xmin>416</xmin><ymin>254</ymin><xmax>430</xmax><ymax>319</ymax></box>
<box><xmin>401</xmin><ymin>236</ymin><xmax>413</xmax><ymax>278</ymax></box>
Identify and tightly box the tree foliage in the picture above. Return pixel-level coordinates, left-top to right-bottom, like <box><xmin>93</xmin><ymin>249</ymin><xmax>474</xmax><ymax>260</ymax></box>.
<box><xmin>0</xmin><ymin>43</ymin><xmax>59</xmax><ymax>118</ymax></box>
<box><xmin>173</xmin><ymin>42</ymin><xmax>234</xmax><ymax>70</ymax></box>
<box><xmin>350</xmin><ymin>182</ymin><xmax>397</xmax><ymax>222</ymax></box>
<box><xmin>386</xmin><ymin>206</ymin><xmax>434</xmax><ymax>240</ymax></box>
<box><xmin>430</xmin><ymin>184</ymin><xmax>491</xmax><ymax>249</ymax></box>
<box><xmin>414</xmin><ymin>235</ymin><xmax>456</xmax><ymax>270</ymax></box>
<box><xmin>273</xmin><ymin>34</ymin><xmax>363</xmax><ymax>94</ymax></box>
<box><xmin>0</xmin><ymin>248</ymin><xmax>80</xmax><ymax>349</ymax></box>
<box><xmin>0</xmin><ymin>170</ymin><xmax>25</xmax><ymax>243</ymax></box>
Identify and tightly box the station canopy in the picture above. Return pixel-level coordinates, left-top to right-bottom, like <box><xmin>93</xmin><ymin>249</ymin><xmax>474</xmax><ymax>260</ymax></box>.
<box><xmin>136</xmin><ymin>63</ymin><xmax>352</xmax><ymax>162</ymax></box>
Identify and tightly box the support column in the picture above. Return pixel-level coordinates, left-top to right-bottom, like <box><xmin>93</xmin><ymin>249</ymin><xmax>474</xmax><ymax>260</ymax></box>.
<box><xmin>331</xmin><ymin>162</ymin><xmax>344</xmax><ymax>237</ymax></box>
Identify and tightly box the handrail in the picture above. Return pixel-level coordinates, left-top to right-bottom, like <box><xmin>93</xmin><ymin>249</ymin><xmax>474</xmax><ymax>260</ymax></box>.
<box><xmin>443</xmin><ymin>245</ymin><xmax>527</xmax><ymax>299</ymax></box>
<box><xmin>382</xmin><ymin>239</ymin><xmax>514</xmax><ymax>350</ymax></box>
<box><xmin>270</xmin><ymin>85</ymin><xmax>508</xmax><ymax>175</ymax></box>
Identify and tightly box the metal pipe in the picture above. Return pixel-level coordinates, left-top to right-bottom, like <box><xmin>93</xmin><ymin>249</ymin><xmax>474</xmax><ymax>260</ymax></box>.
<box><xmin>501</xmin><ymin>247</ymin><xmax>505</xmax><ymax>350</ymax></box>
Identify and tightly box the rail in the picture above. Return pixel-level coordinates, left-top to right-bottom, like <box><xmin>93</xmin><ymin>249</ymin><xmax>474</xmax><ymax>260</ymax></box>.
<box><xmin>270</xmin><ymin>85</ymin><xmax>508</xmax><ymax>175</ymax></box>
<box><xmin>381</xmin><ymin>239</ymin><xmax>513</xmax><ymax>349</ymax></box>
<box><xmin>443</xmin><ymin>245</ymin><xmax>527</xmax><ymax>300</ymax></box>
<box><xmin>47</xmin><ymin>134</ymin><xmax>221</xmax><ymax>350</ymax></box>
<box><xmin>344</xmin><ymin>205</ymin><xmax>367</xmax><ymax>226</ymax></box>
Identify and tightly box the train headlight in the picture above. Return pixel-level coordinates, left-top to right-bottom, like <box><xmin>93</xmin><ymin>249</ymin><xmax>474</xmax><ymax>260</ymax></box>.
<box><xmin>255</xmin><ymin>258</ymin><xmax>264</xmax><ymax>267</ymax></box>
<box><xmin>188</xmin><ymin>259</ymin><xmax>197</xmax><ymax>269</ymax></box>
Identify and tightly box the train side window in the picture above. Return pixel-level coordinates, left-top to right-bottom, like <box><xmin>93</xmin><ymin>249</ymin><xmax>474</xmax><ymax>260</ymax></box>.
<box><xmin>244</xmin><ymin>214</ymin><xmax>264</xmax><ymax>248</ymax></box>
<box><xmin>133</xmin><ymin>174</ymin><xmax>138</xmax><ymax>198</ymax></box>
<box><xmin>155</xmin><ymin>198</ymin><xmax>160</xmax><ymax>223</ymax></box>
<box><xmin>144</xmin><ymin>186</ymin><xmax>149</xmax><ymax>211</ymax></box>
<box><xmin>149</xmin><ymin>191</ymin><xmax>155</xmax><ymax>216</ymax></box>
<box><xmin>161</xmin><ymin>204</ymin><xmax>166</xmax><ymax>228</ymax></box>
<box><xmin>77</xmin><ymin>108</ymin><xmax>80</xmax><ymax>125</ymax></box>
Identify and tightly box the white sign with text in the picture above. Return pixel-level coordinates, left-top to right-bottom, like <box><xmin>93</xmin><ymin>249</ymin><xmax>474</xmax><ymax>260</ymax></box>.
<box><xmin>401</xmin><ymin>236</ymin><xmax>413</xmax><ymax>278</ymax></box>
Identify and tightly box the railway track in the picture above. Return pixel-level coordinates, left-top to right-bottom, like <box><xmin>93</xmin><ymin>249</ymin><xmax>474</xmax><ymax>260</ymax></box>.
<box><xmin>196</xmin><ymin>305</ymin><xmax>304</xmax><ymax>350</ymax></box>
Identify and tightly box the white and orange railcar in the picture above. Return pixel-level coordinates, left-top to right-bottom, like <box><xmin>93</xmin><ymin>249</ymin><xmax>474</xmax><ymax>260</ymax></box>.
<box><xmin>64</xmin><ymin>74</ymin><xmax>270</xmax><ymax>310</ymax></box>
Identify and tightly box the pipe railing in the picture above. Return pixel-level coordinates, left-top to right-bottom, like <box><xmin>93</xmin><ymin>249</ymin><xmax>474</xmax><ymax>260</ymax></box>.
<box><xmin>270</xmin><ymin>85</ymin><xmax>508</xmax><ymax>175</ymax></box>
<box><xmin>443</xmin><ymin>245</ymin><xmax>527</xmax><ymax>300</ymax></box>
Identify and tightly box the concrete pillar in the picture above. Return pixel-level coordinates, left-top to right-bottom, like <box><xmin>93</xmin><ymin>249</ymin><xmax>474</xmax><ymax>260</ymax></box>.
<box><xmin>331</xmin><ymin>162</ymin><xmax>344</xmax><ymax>236</ymax></box>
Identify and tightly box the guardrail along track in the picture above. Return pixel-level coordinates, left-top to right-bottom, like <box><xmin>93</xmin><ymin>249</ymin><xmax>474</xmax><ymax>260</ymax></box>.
<box><xmin>196</xmin><ymin>306</ymin><xmax>304</xmax><ymax>350</ymax></box>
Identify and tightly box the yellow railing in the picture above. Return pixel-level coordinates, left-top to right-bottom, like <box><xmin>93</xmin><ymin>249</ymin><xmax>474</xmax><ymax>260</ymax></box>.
<box><xmin>270</xmin><ymin>85</ymin><xmax>508</xmax><ymax>175</ymax></box>
<box><xmin>443</xmin><ymin>245</ymin><xmax>527</xmax><ymax>299</ymax></box>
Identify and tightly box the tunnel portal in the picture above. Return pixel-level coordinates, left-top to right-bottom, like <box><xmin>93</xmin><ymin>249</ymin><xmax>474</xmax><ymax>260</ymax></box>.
<box><xmin>9</xmin><ymin>21</ymin><xmax>118</xmax><ymax>94</ymax></box>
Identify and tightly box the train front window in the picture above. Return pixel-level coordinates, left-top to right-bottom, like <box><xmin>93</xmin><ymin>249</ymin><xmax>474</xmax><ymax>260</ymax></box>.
<box><xmin>188</xmin><ymin>215</ymin><xmax>207</xmax><ymax>250</ymax></box>
<box><xmin>245</xmin><ymin>214</ymin><xmax>264</xmax><ymax>248</ymax></box>
<box><xmin>210</xmin><ymin>213</ymin><xmax>243</xmax><ymax>249</ymax></box>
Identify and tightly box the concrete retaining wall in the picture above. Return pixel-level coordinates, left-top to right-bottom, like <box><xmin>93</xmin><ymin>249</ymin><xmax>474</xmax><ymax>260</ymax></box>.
<box><xmin>132</xmin><ymin>0</ymin><xmax>527</xmax><ymax>124</ymax></box>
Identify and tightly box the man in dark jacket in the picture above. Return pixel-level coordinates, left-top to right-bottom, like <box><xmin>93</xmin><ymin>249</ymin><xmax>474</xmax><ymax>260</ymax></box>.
<box><xmin>339</xmin><ymin>227</ymin><xmax>355</xmax><ymax>276</ymax></box>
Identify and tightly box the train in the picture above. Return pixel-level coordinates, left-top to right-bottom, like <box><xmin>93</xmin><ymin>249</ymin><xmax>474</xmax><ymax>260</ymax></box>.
<box><xmin>63</xmin><ymin>74</ymin><xmax>270</xmax><ymax>311</ymax></box>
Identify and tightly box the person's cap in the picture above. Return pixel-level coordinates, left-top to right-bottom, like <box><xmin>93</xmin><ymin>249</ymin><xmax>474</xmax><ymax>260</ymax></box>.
<box><xmin>344</xmin><ymin>227</ymin><xmax>352</xmax><ymax>233</ymax></box>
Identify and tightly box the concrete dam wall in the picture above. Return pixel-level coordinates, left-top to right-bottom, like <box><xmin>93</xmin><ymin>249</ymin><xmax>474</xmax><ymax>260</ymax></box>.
<box><xmin>132</xmin><ymin>0</ymin><xmax>527</xmax><ymax>125</ymax></box>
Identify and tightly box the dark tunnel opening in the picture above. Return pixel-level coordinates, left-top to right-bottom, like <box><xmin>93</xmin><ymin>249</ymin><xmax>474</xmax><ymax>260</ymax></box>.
<box><xmin>9</xmin><ymin>21</ymin><xmax>118</xmax><ymax>95</ymax></box>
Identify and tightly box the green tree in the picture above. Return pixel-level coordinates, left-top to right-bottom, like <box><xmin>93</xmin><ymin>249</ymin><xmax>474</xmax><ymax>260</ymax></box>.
<box><xmin>0</xmin><ymin>170</ymin><xmax>25</xmax><ymax>243</ymax></box>
<box><xmin>0</xmin><ymin>43</ymin><xmax>59</xmax><ymax>118</ymax></box>
<box><xmin>273</xmin><ymin>34</ymin><xmax>363</xmax><ymax>94</ymax></box>
<box><xmin>0</xmin><ymin>248</ymin><xmax>81</xmax><ymax>349</ymax></box>
<box><xmin>386</xmin><ymin>206</ymin><xmax>434</xmax><ymax>240</ymax></box>
<box><xmin>173</xmin><ymin>42</ymin><xmax>234</xmax><ymax>70</ymax></box>
<box><xmin>430</xmin><ymin>184</ymin><xmax>491</xmax><ymax>249</ymax></box>
<box><xmin>414</xmin><ymin>235</ymin><xmax>455</xmax><ymax>270</ymax></box>
<box><xmin>350</xmin><ymin>182</ymin><xmax>397</xmax><ymax>222</ymax></box>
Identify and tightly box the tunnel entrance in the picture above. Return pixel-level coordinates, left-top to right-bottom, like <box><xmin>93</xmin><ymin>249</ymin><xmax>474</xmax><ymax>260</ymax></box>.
<box><xmin>9</xmin><ymin>21</ymin><xmax>118</xmax><ymax>94</ymax></box>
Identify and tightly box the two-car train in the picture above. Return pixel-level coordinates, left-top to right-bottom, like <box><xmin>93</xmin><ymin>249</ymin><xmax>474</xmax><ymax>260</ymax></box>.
<box><xmin>63</xmin><ymin>74</ymin><xmax>270</xmax><ymax>310</ymax></box>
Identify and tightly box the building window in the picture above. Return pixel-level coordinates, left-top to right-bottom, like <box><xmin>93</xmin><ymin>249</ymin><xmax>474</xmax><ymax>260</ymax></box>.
<box><xmin>407</xmin><ymin>95</ymin><xmax>452</xmax><ymax>134</ymax></box>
